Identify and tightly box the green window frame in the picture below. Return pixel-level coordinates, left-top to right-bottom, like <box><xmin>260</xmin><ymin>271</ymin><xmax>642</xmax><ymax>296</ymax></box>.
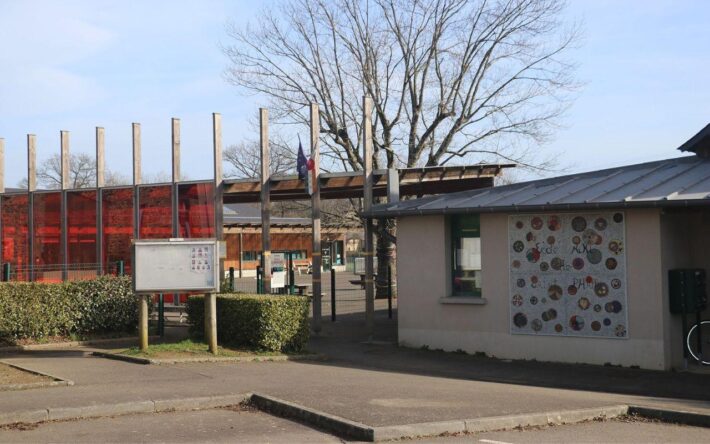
<box><xmin>451</xmin><ymin>214</ymin><xmax>482</xmax><ymax>297</ymax></box>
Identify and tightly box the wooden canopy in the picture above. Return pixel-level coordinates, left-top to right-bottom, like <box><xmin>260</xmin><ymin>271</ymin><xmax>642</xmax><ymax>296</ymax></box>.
<box><xmin>223</xmin><ymin>164</ymin><xmax>513</xmax><ymax>203</ymax></box>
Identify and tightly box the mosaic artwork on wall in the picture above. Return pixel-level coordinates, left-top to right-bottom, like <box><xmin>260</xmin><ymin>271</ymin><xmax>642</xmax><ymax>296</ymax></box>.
<box><xmin>509</xmin><ymin>213</ymin><xmax>627</xmax><ymax>339</ymax></box>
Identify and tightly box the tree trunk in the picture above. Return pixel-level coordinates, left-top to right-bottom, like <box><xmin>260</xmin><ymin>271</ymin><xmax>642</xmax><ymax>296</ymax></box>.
<box><xmin>375</xmin><ymin>218</ymin><xmax>396</xmax><ymax>299</ymax></box>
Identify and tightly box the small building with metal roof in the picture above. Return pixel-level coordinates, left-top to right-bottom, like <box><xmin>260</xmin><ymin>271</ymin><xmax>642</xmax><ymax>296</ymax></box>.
<box><xmin>364</xmin><ymin>125</ymin><xmax>710</xmax><ymax>370</ymax></box>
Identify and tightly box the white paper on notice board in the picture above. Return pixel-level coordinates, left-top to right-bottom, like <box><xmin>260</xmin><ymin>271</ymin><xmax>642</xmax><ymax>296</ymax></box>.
<box><xmin>133</xmin><ymin>240</ymin><xmax>218</xmax><ymax>293</ymax></box>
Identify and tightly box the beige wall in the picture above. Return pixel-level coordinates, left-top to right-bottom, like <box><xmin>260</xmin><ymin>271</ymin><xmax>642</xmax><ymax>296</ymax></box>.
<box><xmin>397</xmin><ymin>209</ymin><xmax>673</xmax><ymax>370</ymax></box>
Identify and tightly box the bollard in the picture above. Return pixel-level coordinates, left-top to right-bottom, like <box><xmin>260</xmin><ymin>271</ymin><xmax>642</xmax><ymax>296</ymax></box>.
<box><xmin>117</xmin><ymin>260</ymin><xmax>125</xmax><ymax>277</ymax></box>
<box><xmin>388</xmin><ymin>265</ymin><xmax>393</xmax><ymax>320</ymax></box>
<box><xmin>289</xmin><ymin>253</ymin><xmax>295</xmax><ymax>295</ymax></box>
<box><xmin>331</xmin><ymin>268</ymin><xmax>336</xmax><ymax>322</ymax></box>
<box><xmin>256</xmin><ymin>266</ymin><xmax>262</xmax><ymax>294</ymax></box>
<box><xmin>2</xmin><ymin>263</ymin><xmax>10</xmax><ymax>282</ymax></box>
<box><xmin>229</xmin><ymin>267</ymin><xmax>235</xmax><ymax>292</ymax></box>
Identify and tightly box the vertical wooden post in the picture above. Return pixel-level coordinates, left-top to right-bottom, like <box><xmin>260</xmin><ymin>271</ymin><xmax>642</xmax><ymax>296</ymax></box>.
<box><xmin>27</xmin><ymin>135</ymin><xmax>36</xmax><ymax>282</ymax></box>
<box><xmin>96</xmin><ymin>127</ymin><xmax>105</xmax><ymax>275</ymax></box>
<box><xmin>211</xmin><ymin>113</ymin><xmax>223</xmax><ymax>351</ymax></box>
<box><xmin>139</xmin><ymin>294</ymin><xmax>149</xmax><ymax>351</ymax></box>
<box><xmin>96</xmin><ymin>127</ymin><xmax>105</xmax><ymax>188</ymax></box>
<box><xmin>387</xmin><ymin>169</ymin><xmax>400</xmax><ymax>203</ymax></box>
<box><xmin>132</xmin><ymin>123</ymin><xmax>141</xmax><ymax>240</ymax></box>
<box><xmin>310</xmin><ymin>103</ymin><xmax>322</xmax><ymax>333</ymax></box>
<box><xmin>259</xmin><ymin>108</ymin><xmax>272</xmax><ymax>294</ymax></box>
<box><xmin>362</xmin><ymin>96</ymin><xmax>375</xmax><ymax>339</ymax></box>
<box><xmin>172</xmin><ymin>118</ymin><xmax>181</xmax><ymax>238</ymax></box>
<box><xmin>205</xmin><ymin>292</ymin><xmax>217</xmax><ymax>354</ymax></box>
<box><xmin>60</xmin><ymin>131</ymin><xmax>70</xmax><ymax>281</ymax></box>
<box><xmin>27</xmin><ymin>135</ymin><xmax>37</xmax><ymax>192</ymax></box>
<box><xmin>0</xmin><ymin>138</ymin><xmax>5</xmax><ymax>194</ymax></box>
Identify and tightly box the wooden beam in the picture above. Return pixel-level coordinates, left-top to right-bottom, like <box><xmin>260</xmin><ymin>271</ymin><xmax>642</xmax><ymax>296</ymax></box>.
<box><xmin>172</xmin><ymin>118</ymin><xmax>181</xmax><ymax>237</ymax></box>
<box><xmin>132</xmin><ymin>123</ymin><xmax>141</xmax><ymax>240</ymax></box>
<box><xmin>60</xmin><ymin>131</ymin><xmax>70</xmax><ymax>190</ymax></box>
<box><xmin>311</xmin><ymin>102</ymin><xmax>322</xmax><ymax>333</ymax></box>
<box><xmin>132</xmin><ymin>123</ymin><xmax>141</xmax><ymax>186</ymax></box>
<box><xmin>96</xmin><ymin>127</ymin><xmax>105</xmax><ymax>275</ymax></box>
<box><xmin>60</xmin><ymin>131</ymin><xmax>69</xmax><ymax>280</ymax></box>
<box><xmin>213</xmin><ymin>113</ymin><xmax>224</xmax><ymax>289</ymax></box>
<box><xmin>259</xmin><ymin>108</ymin><xmax>271</xmax><ymax>293</ymax></box>
<box><xmin>96</xmin><ymin>127</ymin><xmax>105</xmax><ymax>187</ymax></box>
<box><xmin>363</xmin><ymin>95</ymin><xmax>375</xmax><ymax>338</ymax></box>
<box><xmin>27</xmin><ymin>134</ymin><xmax>37</xmax><ymax>192</ymax></box>
<box><xmin>0</xmin><ymin>138</ymin><xmax>4</xmax><ymax>193</ymax></box>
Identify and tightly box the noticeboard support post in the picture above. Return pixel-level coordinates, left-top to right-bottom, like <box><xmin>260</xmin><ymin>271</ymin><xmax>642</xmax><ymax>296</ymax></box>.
<box><xmin>139</xmin><ymin>294</ymin><xmax>149</xmax><ymax>351</ymax></box>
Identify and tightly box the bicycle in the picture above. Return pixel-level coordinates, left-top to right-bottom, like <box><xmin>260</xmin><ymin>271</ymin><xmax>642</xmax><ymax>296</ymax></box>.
<box><xmin>686</xmin><ymin>319</ymin><xmax>710</xmax><ymax>365</ymax></box>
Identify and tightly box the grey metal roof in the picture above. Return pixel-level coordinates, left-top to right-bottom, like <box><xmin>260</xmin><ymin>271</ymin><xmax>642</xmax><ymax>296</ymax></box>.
<box><xmin>363</xmin><ymin>155</ymin><xmax>710</xmax><ymax>218</ymax></box>
<box><xmin>678</xmin><ymin>123</ymin><xmax>710</xmax><ymax>157</ymax></box>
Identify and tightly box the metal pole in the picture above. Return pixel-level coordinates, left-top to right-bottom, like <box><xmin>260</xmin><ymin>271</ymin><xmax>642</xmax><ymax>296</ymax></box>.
<box><xmin>2</xmin><ymin>263</ymin><xmax>10</xmax><ymax>282</ymax></box>
<box><xmin>310</xmin><ymin>103</ymin><xmax>322</xmax><ymax>333</ymax></box>
<box><xmin>331</xmin><ymin>268</ymin><xmax>336</xmax><ymax>322</ymax></box>
<box><xmin>158</xmin><ymin>294</ymin><xmax>165</xmax><ymax>337</ymax></box>
<box><xmin>256</xmin><ymin>265</ymin><xmax>262</xmax><ymax>294</ymax></box>
<box><xmin>362</xmin><ymin>96</ymin><xmax>375</xmax><ymax>339</ymax></box>
<box><xmin>117</xmin><ymin>260</ymin><xmax>124</xmax><ymax>276</ymax></box>
<box><xmin>289</xmin><ymin>252</ymin><xmax>295</xmax><ymax>295</ymax></box>
<box><xmin>388</xmin><ymin>265</ymin><xmax>393</xmax><ymax>319</ymax></box>
<box><xmin>229</xmin><ymin>266</ymin><xmax>235</xmax><ymax>292</ymax></box>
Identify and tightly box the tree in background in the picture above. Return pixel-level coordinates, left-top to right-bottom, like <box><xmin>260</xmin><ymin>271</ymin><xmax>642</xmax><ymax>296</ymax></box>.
<box><xmin>16</xmin><ymin>153</ymin><xmax>179</xmax><ymax>189</ymax></box>
<box><xmin>224</xmin><ymin>0</ymin><xmax>579</xmax><ymax>295</ymax></box>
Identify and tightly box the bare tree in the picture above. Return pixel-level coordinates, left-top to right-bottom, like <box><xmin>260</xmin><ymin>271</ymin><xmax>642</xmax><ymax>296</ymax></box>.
<box><xmin>16</xmin><ymin>153</ymin><xmax>131</xmax><ymax>189</ymax></box>
<box><xmin>224</xmin><ymin>0</ymin><xmax>579</xmax><ymax>295</ymax></box>
<box><xmin>223</xmin><ymin>138</ymin><xmax>297</xmax><ymax>179</ymax></box>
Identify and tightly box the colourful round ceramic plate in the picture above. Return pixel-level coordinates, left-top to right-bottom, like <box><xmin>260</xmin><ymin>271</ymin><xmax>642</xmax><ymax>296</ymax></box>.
<box><xmin>512</xmin><ymin>294</ymin><xmax>523</xmax><ymax>306</ymax></box>
<box><xmin>569</xmin><ymin>315</ymin><xmax>585</xmax><ymax>331</ymax></box>
<box><xmin>594</xmin><ymin>217</ymin><xmax>608</xmax><ymax>231</ymax></box>
<box><xmin>571</xmin><ymin>216</ymin><xmax>587</xmax><ymax>232</ymax></box>
<box><xmin>548</xmin><ymin>284</ymin><xmax>563</xmax><ymax>300</ymax></box>
<box><xmin>513</xmin><ymin>312</ymin><xmax>528</xmax><ymax>328</ymax></box>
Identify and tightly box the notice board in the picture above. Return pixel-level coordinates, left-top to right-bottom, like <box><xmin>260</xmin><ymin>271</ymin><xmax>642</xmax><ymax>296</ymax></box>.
<box><xmin>508</xmin><ymin>213</ymin><xmax>627</xmax><ymax>339</ymax></box>
<box><xmin>133</xmin><ymin>239</ymin><xmax>219</xmax><ymax>293</ymax></box>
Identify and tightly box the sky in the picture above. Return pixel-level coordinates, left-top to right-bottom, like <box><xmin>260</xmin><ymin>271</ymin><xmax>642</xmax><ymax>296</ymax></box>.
<box><xmin>0</xmin><ymin>0</ymin><xmax>708</xmax><ymax>187</ymax></box>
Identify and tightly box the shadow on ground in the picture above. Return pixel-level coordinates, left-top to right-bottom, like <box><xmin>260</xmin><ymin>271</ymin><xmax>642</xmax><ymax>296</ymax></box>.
<box><xmin>307</xmin><ymin>308</ymin><xmax>710</xmax><ymax>403</ymax></box>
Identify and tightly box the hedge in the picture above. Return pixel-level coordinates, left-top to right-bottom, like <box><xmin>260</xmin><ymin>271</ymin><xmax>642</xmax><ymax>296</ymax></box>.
<box><xmin>187</xmin><ymin>294</ymin><xmax>310</xmax><ymax>352</ymax></box>
<box><xmin>0</xmin><ymin>276</ymin><xmax>142</xmax><ymax>341</ymax></box>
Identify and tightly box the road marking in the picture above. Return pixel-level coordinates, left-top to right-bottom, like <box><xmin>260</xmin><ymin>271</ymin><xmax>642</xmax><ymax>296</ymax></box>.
<box><xmin>479</xmin><ymin>439</ymin><xmax>513</xmax><ymax>444</ymax></box>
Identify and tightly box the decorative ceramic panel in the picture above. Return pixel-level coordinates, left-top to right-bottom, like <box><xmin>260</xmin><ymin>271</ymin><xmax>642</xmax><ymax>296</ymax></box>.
<box><xmin>509</xmin><ymin>213</ymin><xmax>628</xmax><ymax>339</ymax></box>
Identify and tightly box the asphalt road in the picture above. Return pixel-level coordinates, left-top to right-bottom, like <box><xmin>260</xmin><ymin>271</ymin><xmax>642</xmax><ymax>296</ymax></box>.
<box><xmin>1</xmin><ymin>411</ymin><xmax>708</xmax><ymax>444</ymax></box>
<box><xmin>0</xmin><ymin>408</ymin><xmax>343</xmax><ymax>444</ymax></box>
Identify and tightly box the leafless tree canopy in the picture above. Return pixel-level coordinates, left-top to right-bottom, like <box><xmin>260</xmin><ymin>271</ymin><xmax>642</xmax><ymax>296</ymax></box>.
<box><xmin>223</xmin><ymin>0</ymin><xmax>578</xmax><ymax>172</ymax></box>
<box><xmin>223</xmin><ymin>138</ymin><xmax>297</xmax><ymax>179</ymax></box>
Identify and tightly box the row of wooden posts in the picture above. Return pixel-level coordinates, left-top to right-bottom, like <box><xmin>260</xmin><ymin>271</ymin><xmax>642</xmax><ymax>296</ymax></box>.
<box><xmin>0</xmin><ymin>97</ymin><xmax>379</xmax><ymax>352</ymax></box>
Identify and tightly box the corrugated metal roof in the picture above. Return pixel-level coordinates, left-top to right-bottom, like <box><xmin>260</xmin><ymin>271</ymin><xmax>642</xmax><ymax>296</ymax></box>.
<box><xmin>363</xmin><ymin>155</ymin><xmax>710</xmax><ymax>218</ymax></box>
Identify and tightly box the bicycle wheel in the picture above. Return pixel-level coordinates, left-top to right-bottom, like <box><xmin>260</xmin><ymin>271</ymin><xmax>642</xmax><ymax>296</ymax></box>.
<box><xmin>686</xmin><ymin>320</ymin><xmax>710</xmax><ymax>365</ymax></box>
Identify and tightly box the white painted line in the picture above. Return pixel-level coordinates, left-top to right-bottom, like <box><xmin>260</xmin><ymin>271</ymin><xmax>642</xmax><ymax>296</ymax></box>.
<box><xmin>479</xmin><ymin>439</ymin><xmax>513</xmax><ymax>444</ymax></box>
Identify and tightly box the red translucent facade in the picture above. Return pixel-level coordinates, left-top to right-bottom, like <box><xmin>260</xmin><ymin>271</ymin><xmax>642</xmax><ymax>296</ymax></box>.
<box><xmin>67</xmin><ymin>191</ymin><xmax>98</xmax><ymax>280</ymax></box>
<box><xmin>102</xmin><ymin>188</ymin><xmax>134</xmax><ymax>275</ymax></box>
<box><xmin>32</xmin><ymin>192</ymin><xmax>62</xmax><ymax>282</ymax></box>
<box><xmin>139</xmin><ymin>185</ymin><xmax>172</xmax><ymax>239</ymax></box>
<box><xmin>1</xmin><ymin>194</ymin><xmax>29</xmax><ymax>281</ymax></box>
<box><xmin>178</xmin><ymin>182</ymin><xmax>215</xmax><ymax>238</ymax></box>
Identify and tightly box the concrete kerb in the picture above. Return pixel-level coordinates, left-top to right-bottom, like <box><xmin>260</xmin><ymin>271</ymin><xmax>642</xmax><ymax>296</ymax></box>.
<box><xmin>0</xmin><ymin>336</ymin><xmax>161</xmax><ymax>354</ymax></box>
<box><xmin>0</xmin><ymin>360</ymin><xmax>74</xmax><ymax>391</ymax></box>
<box><xmin>0</xmin><ymin>394</ymin><xmax>251</xmax><ymax>427</ymax></box>
<box><xmin>91</xmin><ymin>351</ymin><xmax>327</xmax><ymax>365</ymax></box>
<box><xmin>0</xmin><ymin>393</ymin><xmax>708</xmax><ymax>441</ymax></box>
<box><xmin>249</xmin><ymin>392</ymin><xmax>375</xmax><ymax>442</ymax></box>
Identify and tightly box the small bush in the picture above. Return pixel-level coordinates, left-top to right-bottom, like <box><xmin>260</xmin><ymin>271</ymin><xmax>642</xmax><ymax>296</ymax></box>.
<box><xmin>186</xmin><ymin>294</ymin><xmax>310</xmax><ymax>352</ymax></box>
<box><xmin>0</xmin><ymin>276</ymin><xmax>142</xmax><ymax>341</ymax></box>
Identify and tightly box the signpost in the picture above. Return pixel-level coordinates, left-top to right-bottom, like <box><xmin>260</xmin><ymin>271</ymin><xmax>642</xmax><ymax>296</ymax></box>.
<box><xmin>132</xmin><ymin>239</ymin><xmax>219</xmax><ymax>353</ymax></box>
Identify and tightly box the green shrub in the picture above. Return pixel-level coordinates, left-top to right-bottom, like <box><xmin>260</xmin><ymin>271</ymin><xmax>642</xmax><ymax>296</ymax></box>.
<box><xmin>0</xmin><ymin>276</ymin><xmax>142</xmax><ymax>341</ymax></box>
<box><xmin>186</xmin><ymin>294</ymin><xmax>310</xmax><ymax>352</ymax></box>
